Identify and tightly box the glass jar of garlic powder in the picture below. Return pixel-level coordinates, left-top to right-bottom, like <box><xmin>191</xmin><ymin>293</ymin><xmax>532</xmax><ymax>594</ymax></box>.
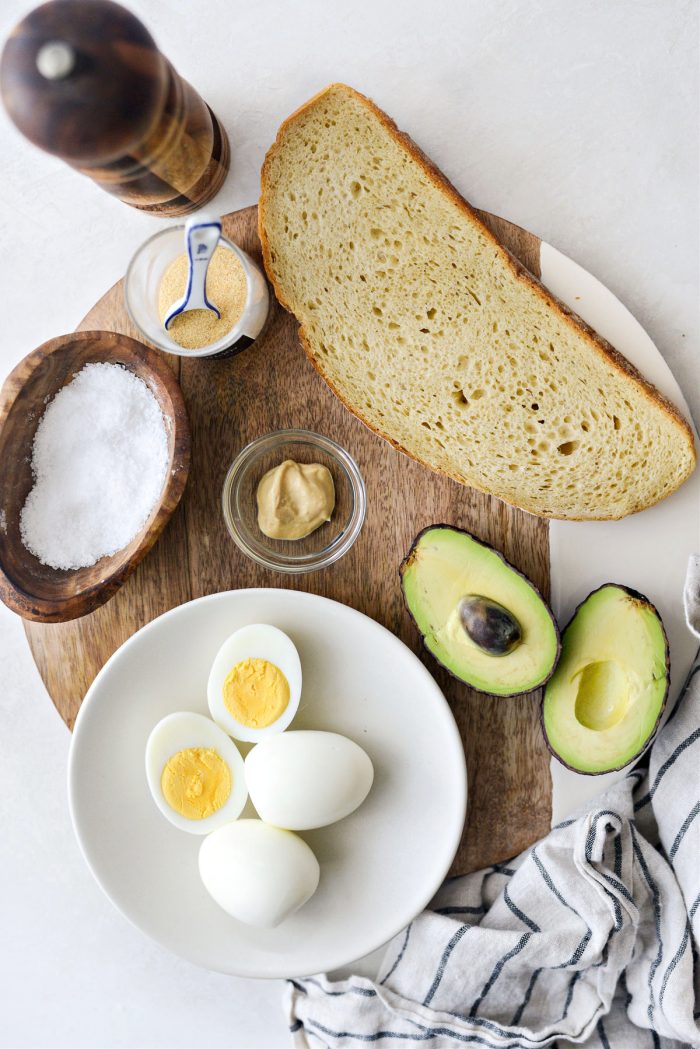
<box><xmin>124</xmin><ymin>226</ymin><xmax>269</xmax><ymax>359</ymax></box>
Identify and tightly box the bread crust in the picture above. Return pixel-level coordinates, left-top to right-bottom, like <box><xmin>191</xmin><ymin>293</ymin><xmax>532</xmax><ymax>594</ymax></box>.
<box><xmin>259</xmin><ymin>83</ymin><xmax>696</xmax><ymax>521</ymax></box>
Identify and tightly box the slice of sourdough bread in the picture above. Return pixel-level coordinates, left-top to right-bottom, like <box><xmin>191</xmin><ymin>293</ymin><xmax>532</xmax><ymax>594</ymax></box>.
<box><xmin>259</xmin><ymin>84</ymin><xmax>695</xmax><ymax>520</ymax></box>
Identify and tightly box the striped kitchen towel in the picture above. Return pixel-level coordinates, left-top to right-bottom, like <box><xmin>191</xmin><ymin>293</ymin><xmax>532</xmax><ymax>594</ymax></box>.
<box><xmin>287</xmin><ymin>562</ymin><xmax>700</xmax><ymax>1048</ymax></box>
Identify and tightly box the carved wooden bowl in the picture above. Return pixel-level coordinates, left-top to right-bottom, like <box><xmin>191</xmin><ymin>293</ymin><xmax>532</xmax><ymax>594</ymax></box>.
<box><xmin>0</xmin><ymin>331</ymin><xmax>190</xmax><ymax>623</ymax></box>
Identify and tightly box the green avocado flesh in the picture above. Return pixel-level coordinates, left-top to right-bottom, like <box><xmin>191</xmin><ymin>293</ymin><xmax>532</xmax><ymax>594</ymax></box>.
<box><xmin>400</xmin><ymin>527</ymin><xmax>559</xmax><ymax>696</ymax></box>
<box><xmin>543</xmin><ymin>585</ymin><xmax>668</xmax><ymax>774</ymax></box>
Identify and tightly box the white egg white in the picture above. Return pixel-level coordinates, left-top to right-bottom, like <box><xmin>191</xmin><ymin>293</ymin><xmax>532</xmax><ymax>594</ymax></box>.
<box><xmin>245</xmin><ymin>730</ymin><xmax>374</xmax><ymax>830</ymax></box>
<box><xmin>198</xmin><ymin>819</ymin><xmax>320</xmax><ymax>928</ymax></box>
<box><xmin>207</xmin><ymin>624</ymin><xmax>302</xmax><ymax>742</ymax></box>
<box><xmin>145</xmin><ymin>712</ymin><xmax>247</xmax><ymax>835</ymax></box>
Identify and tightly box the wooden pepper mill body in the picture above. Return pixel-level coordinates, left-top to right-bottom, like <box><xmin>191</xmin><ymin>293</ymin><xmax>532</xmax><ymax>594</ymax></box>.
<box><xmin>0</xmin><ymin>0</ymin><xmax>230</xmax><ymax>216</ymax></box>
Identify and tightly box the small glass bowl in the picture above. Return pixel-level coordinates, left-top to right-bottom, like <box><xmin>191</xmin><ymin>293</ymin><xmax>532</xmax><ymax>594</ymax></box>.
<box><xmin>124</xmin><ymin>226</ymin><xmax>269</xmax><ymax>359</ymax></box>
<box><xmin>223</xmin><ymin>429</ymin><xmax>366</xmax><ymax>574</ymax></box>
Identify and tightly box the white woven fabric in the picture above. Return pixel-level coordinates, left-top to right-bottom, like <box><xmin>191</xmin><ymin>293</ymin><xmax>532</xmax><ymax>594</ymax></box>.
<box><xmin>685</xmin><ymin>555</ymin><xmax>700</xmax><ymax>640</ymax></box>
<box><xmin>287</xmin><ymin>562</ymin><xmax>700</xmax><ymax>1048</ymax></box>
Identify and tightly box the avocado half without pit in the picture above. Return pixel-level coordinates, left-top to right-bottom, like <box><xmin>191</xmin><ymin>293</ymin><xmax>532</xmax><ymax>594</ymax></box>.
<box><xmin>399</xmin><ymin>525</ymin><xmax>560</xmax><ymax>696</ymax></box>
<box><xmin>542</xmin><ymin>584</ymin><xmax>669</xmax><ymax>775</ymax></box>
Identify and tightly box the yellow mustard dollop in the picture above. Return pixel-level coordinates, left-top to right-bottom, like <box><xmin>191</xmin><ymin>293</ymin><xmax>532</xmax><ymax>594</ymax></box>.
<box><xmin>256</xmin><ymin>459</ymin><xmax>335</xmax><ymax>540</ymax></box>
<box><xmin>161</xmin><ymin>747</ymin><xmax>231</xmax><ymax>820</ymax></box>
<box><xmin>223</xmin><ymin>657</ymin><xmax>290</xmax><ymax>728</ymax></box>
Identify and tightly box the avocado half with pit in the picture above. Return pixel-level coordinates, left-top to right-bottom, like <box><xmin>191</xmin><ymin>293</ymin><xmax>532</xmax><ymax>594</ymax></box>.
<box><xmin>399</xmin><ymin>525</ymin><xmax>560</xmax><ymax>696</ymax></box>
<box><xmin>542</xmin><ymin>584</ymin><xmax>669</xmax><ymax>775</ymax></box>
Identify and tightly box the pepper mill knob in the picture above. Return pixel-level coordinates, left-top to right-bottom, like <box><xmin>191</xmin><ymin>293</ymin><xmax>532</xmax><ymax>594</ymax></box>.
<box><xmin>0</xmin><ymin>0</ymin><xmax>230</xmax><ymax>216</ymax></box>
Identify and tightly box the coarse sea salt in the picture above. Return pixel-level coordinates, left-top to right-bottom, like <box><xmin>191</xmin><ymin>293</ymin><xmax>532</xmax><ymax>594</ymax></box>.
<box><xmin>20</xmin><ymin>363</ymin><xmax>170</xmax><ymax>570</ymax></box>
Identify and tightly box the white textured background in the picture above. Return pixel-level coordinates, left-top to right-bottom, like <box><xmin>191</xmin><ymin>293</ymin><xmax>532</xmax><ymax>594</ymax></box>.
<box><xmin>0</xmin><ymin>1</ymin><xmax>697</xmax><ymax>1046</ymax></box>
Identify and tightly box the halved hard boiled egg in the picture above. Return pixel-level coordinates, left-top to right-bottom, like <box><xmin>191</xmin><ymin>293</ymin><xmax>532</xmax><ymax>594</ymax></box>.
<box><xmin>145</xmin><ymin>712</ymin><xmax>247</xmax><ymax>834</ymax></box>
<box><xmin>207</xmin><ymin>624</ymin><xmax>302</xmax><ymax>742</ymax></box>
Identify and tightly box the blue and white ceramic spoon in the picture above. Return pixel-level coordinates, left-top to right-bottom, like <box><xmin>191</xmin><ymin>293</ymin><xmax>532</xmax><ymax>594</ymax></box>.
<box><xmin>163</xmin><ymin>214</ymin><xmax>222</xmax><ymax>330</ymax></box>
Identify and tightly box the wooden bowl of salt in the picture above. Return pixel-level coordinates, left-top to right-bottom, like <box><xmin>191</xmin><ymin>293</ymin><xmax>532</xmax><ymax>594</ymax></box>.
<box><xmin>0</xmin><ymin>331</ymin><xmax>190</xmax><ymax>622</ymax></box>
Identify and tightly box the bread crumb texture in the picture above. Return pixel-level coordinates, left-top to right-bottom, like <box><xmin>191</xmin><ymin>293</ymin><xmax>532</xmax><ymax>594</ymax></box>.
<box><xmin>260</xmin><ymin>84</ymin><xmax>695</xmax><ymax>520</ymax></box>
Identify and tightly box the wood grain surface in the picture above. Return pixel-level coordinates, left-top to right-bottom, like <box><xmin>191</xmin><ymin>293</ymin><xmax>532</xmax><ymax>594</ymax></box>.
<box><xmin>24</xmin><ymin>205</ymin><xmax>551</xmax><ymax>874</ymax></box>
<box><xmin>0</xmin><ymin>330</ymin><xmax>190</xmax><ymax>622</ymax></box>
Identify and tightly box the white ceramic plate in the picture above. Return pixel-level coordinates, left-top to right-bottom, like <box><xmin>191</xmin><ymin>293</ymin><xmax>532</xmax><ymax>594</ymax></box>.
<box><xmin>68</xmin><ymin>588</ymin><xmax>467</xmax><ymax>978</ymax></box>
<box><xmin>543</xmin><ymin>242</ymin><xmax>700</xmax><ymax>821</ymax></box>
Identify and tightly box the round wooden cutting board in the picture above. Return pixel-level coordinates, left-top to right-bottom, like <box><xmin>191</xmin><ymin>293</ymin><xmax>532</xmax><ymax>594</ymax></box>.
<box><xmin>23</xmin><ymin>205</ymin><xmax>550</xmax><ymax>876</ymax></box>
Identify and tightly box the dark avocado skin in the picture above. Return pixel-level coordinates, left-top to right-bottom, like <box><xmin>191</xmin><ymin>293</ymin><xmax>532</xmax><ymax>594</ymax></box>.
<box><xmin>399</xmin><ymin>523</ymin><xmax>561</xmax><ymax>698</ymax></box>
<box><xmin>540</xmin><ymin>583</ymin><xmax>670</xmax><ymax>775</ymax></box>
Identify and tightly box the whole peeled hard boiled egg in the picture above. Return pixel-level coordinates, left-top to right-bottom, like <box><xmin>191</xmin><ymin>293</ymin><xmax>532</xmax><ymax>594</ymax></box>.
<box><xmin>245</xmin><ymin>730</ymin><xmax>374</xmax><ymax>830</ymax></box>
<box><xmin>145</xmin><ymin>712</ymin><xmax>247</xmax><ymax>834</ymax></box>
<box><xmin>207</xmin><ymin>624</ymin><xmax>302</xmax><ymax>742</ymax></box>
<box><xmin>198</xmin><ymin>819</ymin><xmax>320</xmax><ymax>928</ymax></box>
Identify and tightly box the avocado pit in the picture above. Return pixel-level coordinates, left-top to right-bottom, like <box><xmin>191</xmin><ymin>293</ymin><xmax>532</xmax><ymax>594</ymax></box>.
<box><xmin>459</xmin><ymin>596</ymin><xmax>522</xmax><ymax>656</ymax></box>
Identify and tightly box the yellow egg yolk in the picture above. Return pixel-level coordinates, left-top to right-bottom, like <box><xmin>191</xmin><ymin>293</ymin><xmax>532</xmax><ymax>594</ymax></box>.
<box><xmin>223</xmin><ymin>657</ymin><xmax>290</xmax><ymax>728</ymax></box>
<box><xmin>161</xmin><ymin>747</ymin><xmax>231</xmax><ymax>820</ymax></box>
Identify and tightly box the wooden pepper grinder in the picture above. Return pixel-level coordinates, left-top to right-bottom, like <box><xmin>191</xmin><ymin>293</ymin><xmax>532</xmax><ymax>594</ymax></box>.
<box><xmin>0</xmin><ymin>0</ymin><xmax>230</xmax><ymax>215</ymax></box>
